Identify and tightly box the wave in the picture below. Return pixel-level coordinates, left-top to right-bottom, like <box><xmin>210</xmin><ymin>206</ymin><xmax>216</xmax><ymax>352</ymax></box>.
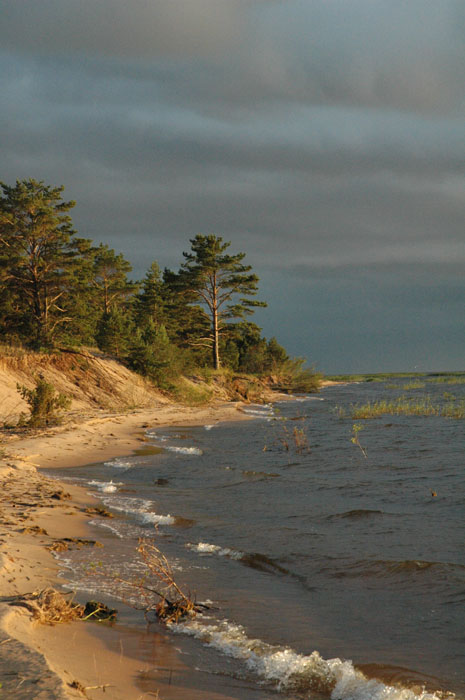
<box><xmin>320</xmin><ymin>558</ymin><xmax>465</xmax><ymax>581</ymax></box>
<box><xmin>290</xmin><ymin>395</ymin><xmax>325</xmax><ymax>402</ymax></box>
<box><xmin>328</xmin><ymin>509</ymin><xmax>385</xmax><ymax>520</ymax></box>
<box><xmin>99</xmin><ymin>495</ymin><xmax>174</xmax><ymax>528</ymax></box>
<box><xmin>187</xmin><ymin>542</ymin><xmax>244</xmax><ymax>560</ymax></box>
<box><xmin>163</xmin><ymin>445</ymin><xmax>203</xmax><ymax>456</ymax></box>
<box><xmin>139</xmin><ymin>512</ymin><xmax>175</xmax><ymax>525</ymax></box>
<box><xmin>241</xmin><ymin>404</ymin><xmax>274</xmax><ymax>418</ymax></box>
<box><xmin>103</xmin><ymin>458</ymin><xmax>133</xmax><ymax>470</ymax></box>
<box><xmin>89</xmin><ymin>479</ymin><xmax>122</xmax><ymax>493</ymax></box>
<box><xmin>241</xmin><ymin>470</ymin><xmax>280</xmax><ymax>480</ymax></box>
<box><xmin>172</xmin><ymin>616</ymin><xmax>449</xmax><ymax>700</ymax></box>
<box><xmin>87</xmin><ymin>519</ymin><xmax>124</xmax><ymax>538</ymax></box>
<box><xmin>186</xmin><ymin>542</ymin><xmax>292</xmax><ymax>575</ymax></box>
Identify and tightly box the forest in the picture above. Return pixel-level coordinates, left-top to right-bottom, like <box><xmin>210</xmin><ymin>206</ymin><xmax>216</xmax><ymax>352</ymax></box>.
<box><xmin>0</xmin><ymin>179</ymin><xmax>321</xmax><ymax>395</ymax></box>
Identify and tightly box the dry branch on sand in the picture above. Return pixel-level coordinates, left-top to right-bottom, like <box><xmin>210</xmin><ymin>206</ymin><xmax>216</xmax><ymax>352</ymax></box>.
<box><xmin>3</xmin><ymin>588</ymin><xmax>117</xmax><ymax>626</ymax></box>
<box><xmin>4</xmin><ymin>588</ymin><xmax>84</xmax><ymax>625</ymax></box>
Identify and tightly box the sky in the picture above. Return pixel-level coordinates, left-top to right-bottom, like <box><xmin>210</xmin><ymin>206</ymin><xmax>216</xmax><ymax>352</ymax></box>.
<box><xmin>1</xmin><ymin>0</ymin><xmax>464</xmax><ymax>373</ymax></box>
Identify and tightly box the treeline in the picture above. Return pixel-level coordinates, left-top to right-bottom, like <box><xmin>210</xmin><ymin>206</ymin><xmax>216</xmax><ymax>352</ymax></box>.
<box><xmin>0</xmin><ymin>179</ymin><xmax>320</xmax><ymax>392</ymax></box>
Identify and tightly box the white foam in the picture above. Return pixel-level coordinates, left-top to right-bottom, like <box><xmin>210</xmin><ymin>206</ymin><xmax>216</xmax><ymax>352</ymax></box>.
<box><xmin>172</xmin><ymin>617</ymin><xmax>445</xmax><ymax>700</ymax></box>
<box><xmin>89</xmin><ymin>479</ymin><xmax>121</xmax><ymax>493</ymax></box>
<box><xmin>187</xmin><ymin>542</ymin><xmax>221</xmax><ymax>554</ymax></box>
<box><xmin>145</xmin><ymin>431</ymin><xmax>169</xmax><ymax>441</ymax></box>
<box><xmin>139</xmin><ymin>512</ymin><xmax>175</xmax><ymax>526</ymax></box>
<box><xmin>187</xmin><ymin>542</ymin><xmax>244</xmax><ymax>560</ymax></box>
<box><xmin>164</xmin><ymin>445</ymin><xmax>203</xmax><ymax>456</ymax></box>
<box><xmin>88</xmin><ymin>519</ymin><xmax>124</xmax><ymax>538</ymax></box>
<box><xmin>204</xmin><ymin>424</ymin><xmax>216</xmax><ymax>430</ymax></box>
<box><xmin>290</xmin><ymin>395</ymin><xmax>324</xmax><ymax>402</ymax></box>
<box><xmin>104</xmin><ymin>458</ymin><xmax>133</xmax><ymax>470</ymax></box>
<box><xmin>242</xmin><ymin>407</ymin><xmax>274</xmax><ymax>418</ymax></box>
<box><xmin>98</xmin><ymin>495</ymin><xmax>175</xmax><ymax>528</ymax></box>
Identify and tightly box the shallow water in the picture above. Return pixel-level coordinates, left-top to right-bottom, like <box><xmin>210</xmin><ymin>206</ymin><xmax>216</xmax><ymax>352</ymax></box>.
<box><xmin>46</xmin><ymin>380</ymin><xmax>465</xmax><ymax>699</ymax></box>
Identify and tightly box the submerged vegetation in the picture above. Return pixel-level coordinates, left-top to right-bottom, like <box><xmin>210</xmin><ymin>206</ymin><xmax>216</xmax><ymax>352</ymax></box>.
<box><xmin>336</xmin><ymin>395</ymin><xmax>465</xmax><ymax>419</ymax></box>
<box><xmin>327</xmin><ymin>372</ymin><xmax>465</xmax><ymax>384</ymax></box>
<box><xmin>0</xmin><ymin>178</ymin><xmax>321</xmax><ymax>400</ymax></box>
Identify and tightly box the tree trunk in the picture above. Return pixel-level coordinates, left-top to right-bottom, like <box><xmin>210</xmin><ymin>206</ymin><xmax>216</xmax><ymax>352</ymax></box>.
<box><xmin>212</xmin><ymin>306</ymin><xmax>220</xmax><ymax>369</ymax></box>
<box><xmin>212</xmin><ymin>273</ymin><xmax>220</xmax><ymax>369</ymax></box>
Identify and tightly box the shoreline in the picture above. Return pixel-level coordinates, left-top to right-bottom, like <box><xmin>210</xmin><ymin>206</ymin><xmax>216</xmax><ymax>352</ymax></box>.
<box><xmin>0</xmin><ymin>398</ymin><xmax>274</xmax><ymax>699</ymax></box>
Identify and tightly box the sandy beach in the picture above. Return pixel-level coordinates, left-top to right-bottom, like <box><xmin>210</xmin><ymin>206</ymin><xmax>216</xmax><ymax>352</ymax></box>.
<box><xmin>0</xmin><ymin>400</ymin><xmax>253</xmax><ymax>699</ymax></box>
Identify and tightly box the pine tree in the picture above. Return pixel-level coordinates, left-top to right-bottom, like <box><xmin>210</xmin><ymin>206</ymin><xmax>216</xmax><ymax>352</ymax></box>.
<box><xmin>178</xmin><ymin>235</ymin><xmax>266</xmax><ymax>369</ymax></box>
<box><xmin>96</xmin><ymin>308</ymin><xmax>134</xmax><ymax>357</ymax></box>
<box><xmin>91</xmin><ymin>243</ymin><xmax>138</xmax><ymax>315</ymax></box>
<box><xmin>134</xmin><ymin>261</ymin><xmax>165</xmax><ymax>328</ymax></box>
<box><xmin>160</xmin><ymin>267</ymin><xmax>210</xmax><ymax>362</ymax></box>
<box><xmin>0</xmin><ymin>179</ymin><xmax>85</xmax><ymax>347</ymax></box>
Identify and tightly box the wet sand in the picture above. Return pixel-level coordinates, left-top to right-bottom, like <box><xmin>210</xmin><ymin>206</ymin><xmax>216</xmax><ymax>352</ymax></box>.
<box><xmin>0</xmin><ymin>401</ymin><xmax>254</xmax><ymax>699</ymax></box>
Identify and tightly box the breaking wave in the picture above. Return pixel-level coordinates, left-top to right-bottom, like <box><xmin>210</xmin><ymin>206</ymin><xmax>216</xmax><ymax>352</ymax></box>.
<box><xmin>98</xmin><ymin>496</ymin><xmax>174</xmax><ymax>528</ymax></box>
<box><xmin>241</xmin><ymin>404</ymin><xmax>274</xmax><ymax>418</ymax></box>
<box><xmin>163</xmin><ymin>445</ymin><xmax>203</xmax><ymax>456</ymax></box>
<box><xmin>103</xmin><ymin>458</ymin><xmax>134</xmax><ymax>470</ymax></box>
<box><xmin>172</xmin><ymin>616</ymin><xmax>451</xmax><ymax>700</ymax></box>
<box><xmin>88</xmin><ymin>479</ymin><xmax>121</xmax><ymax>493</ymax></box>
<box><xmin>186</xmin><ymin>542</ymin><xmax>291</xmax><ymax>575</ymax></box>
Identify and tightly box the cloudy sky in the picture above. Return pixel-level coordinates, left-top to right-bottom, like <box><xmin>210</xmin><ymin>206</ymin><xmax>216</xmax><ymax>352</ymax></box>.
<box><xmin>2</xmin><ymin>0</ymin><xmax>464</xmax><ymax>373</ymax></box>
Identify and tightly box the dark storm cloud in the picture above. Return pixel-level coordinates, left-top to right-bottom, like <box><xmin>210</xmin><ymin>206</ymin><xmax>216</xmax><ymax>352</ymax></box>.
<box><xmin>0</xmin><ymin>0</ymin><xmax>247</xmax><ymax>58</ymax></box>
<box><xmin>2</xmin><ymin>1</ymin><xmax>464</xmax><ymax>114</ymax></box>
<box><xmin>1</xmin><ymin>1</ymin><xmax>464</xmax><ymax>370</ymax></box>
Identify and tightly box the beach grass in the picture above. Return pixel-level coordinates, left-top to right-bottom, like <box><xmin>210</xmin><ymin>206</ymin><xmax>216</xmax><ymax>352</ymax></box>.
<box><xmin>172</xmin><ymin>379</ymin><xmax>214</xmax><ymax>406</ymax></box>
<box><xmin>346</xmin><ymin>396</ymin><xmax>465</xmax><ymax>419</ymax></box>
<box><xmin>426</xmin><ymin>375</ymin><xmax>465</xmax><ymax>385</ymax></box>
<box><xmin>326</xmin><ymin>371</ymin><xmax>465</xmax><ymax>384</ymax></box>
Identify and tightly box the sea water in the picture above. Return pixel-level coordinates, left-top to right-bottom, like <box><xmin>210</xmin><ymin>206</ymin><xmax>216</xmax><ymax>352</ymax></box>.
<box><xmin>45</xmin><ymin>379</ymin><xmax>465</xmax><ymax>699</ymax></box>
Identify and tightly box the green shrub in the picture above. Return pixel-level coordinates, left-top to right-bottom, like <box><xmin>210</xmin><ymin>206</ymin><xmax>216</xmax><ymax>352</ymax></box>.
<box><xmin>171</xmin><ymin>379</ymin><xmax>213</xmax><ymax>406</ymax></box>
<box><xmin>17</xmin><ymin>378</ymin><xmax>71</xmax><ymax>427</ymax></box>
<box><xmin>273</xmin><ymin>358</ymin><xmax>323</xmax><ymax>393</ymax></box>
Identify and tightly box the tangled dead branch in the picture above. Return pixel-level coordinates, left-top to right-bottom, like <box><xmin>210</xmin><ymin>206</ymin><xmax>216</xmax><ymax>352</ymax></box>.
<box><xmin>131</xmin><ymin>539</ymin><xmax>203</xmax><ymax>623</ymax></box>
<box><xmin>87</xmin><ymin>539</ymin><xmax>205</xmax><ymax>623</ymax></box>
<box><xmin>5</xmin><ymin>588</ymin><xmax>84</xmax><ymax>624</ymax></box>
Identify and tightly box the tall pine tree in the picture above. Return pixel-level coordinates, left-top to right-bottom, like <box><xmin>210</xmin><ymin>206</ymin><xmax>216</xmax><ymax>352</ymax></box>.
<box><xmin>178</xmin><ymin>235</ymin><xmax>266</xmax><ymax>369</ymax></box>
<box><xmin>0</xmin><ymin>179</ymin><xmax>85</xmax><ymax>347</ymax></box>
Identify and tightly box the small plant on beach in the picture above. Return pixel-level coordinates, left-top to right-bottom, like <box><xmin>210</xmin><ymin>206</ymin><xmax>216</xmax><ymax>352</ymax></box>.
<box><xmin>351</xmin><ymin>423</ymin><xmax>367</xmax><ymax>458</ymax></box>
<box><xmin>16</xmin><ymin>377</ymin><xmax>71</xmax><ymax>427</ymax></box>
